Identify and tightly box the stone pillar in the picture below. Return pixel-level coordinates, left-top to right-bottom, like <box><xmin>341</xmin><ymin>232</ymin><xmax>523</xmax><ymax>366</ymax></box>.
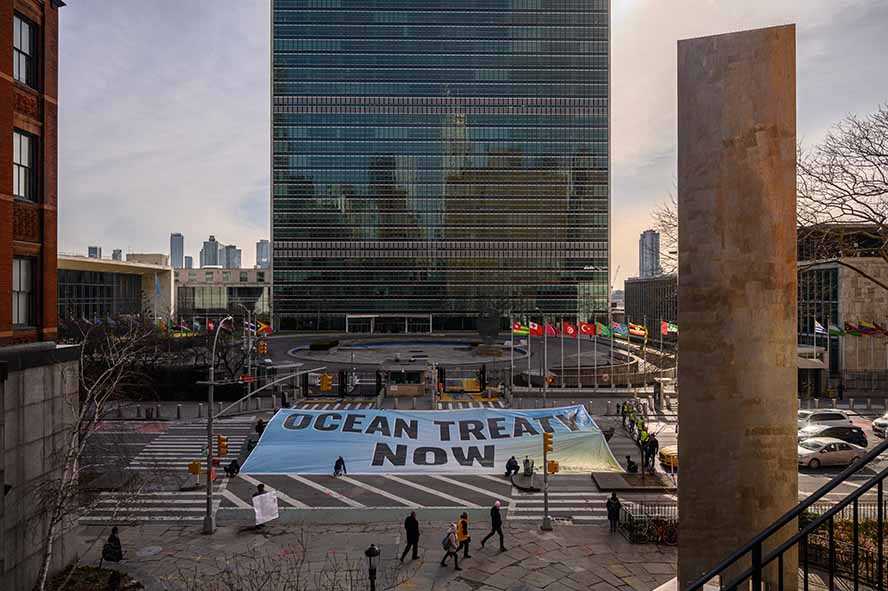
<box><xmin>677</xmin><ymin>25</ymin><xmax>797</xmax><ymax>589</ymax></box>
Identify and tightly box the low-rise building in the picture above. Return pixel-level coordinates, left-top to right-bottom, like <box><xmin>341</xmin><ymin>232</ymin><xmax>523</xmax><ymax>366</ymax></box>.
<box><xmin>624</xmin><ymin>274</ymin><xmax>677</xmax><ymax>341</ymax></box>
<box><xmin>175</xmin><ymin>267</ymin><xmax>270</xmax><ymax>326</ymax></box>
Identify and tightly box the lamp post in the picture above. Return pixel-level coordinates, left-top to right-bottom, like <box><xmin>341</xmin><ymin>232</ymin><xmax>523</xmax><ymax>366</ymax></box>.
<box><xmin>203</xmin><ymin>315</ymin><xmax>233</xmax><ymax>535</ymax></box>
<box><xmin>364</xmin><ymin>543</ymin><xmax>380</xmax><ymax>591</ymax></box>
<box><xmin>239</xmin><ymin>304</ymin><xmax>254</xmax><ymax>397</ymax></box>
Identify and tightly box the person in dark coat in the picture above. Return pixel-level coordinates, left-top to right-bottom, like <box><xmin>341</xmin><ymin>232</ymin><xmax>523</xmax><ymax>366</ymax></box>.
<box><xmin>224</xmin><ymin>458</ymin><xmax>240</xmax><ymax>478</ymax></box>
<box><xmin>333</xmin><ymin>456</ymin><xmax>347</xmax><ymax>477</ymax></box>
<box><xmin>102</xmin><ymin>526</ymin><xmax>123</xmax><ymax>563</ymax></box>
<box><xmin>504</xmin><ymin>456</ymin><xmax>519</xmax><ymax>477</ymax></box>
<box><xmin>647</xmin><ymin>434</ymin><xmax>660</xmax><ymax>470</ymax></box>
<box><xmin>255</xmin><ymin>418</ymin><xmax>266</xmax><ymax>435</ymax></box>
<box><xmin>606</xmin><ymin>493</ymin><xmax>621</xmax><ymax>534</ymax></box>
<box><xmin>400</xmin><ymin>511</ymin><xmax>420</xmax><ymax>562</ymax></box>
<box><xmin>480</xmin><ymin>500</ymin><xmax>507</xmax><ymax>551</ymax></box>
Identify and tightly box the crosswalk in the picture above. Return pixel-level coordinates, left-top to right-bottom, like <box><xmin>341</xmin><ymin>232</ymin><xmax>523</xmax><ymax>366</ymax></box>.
<box><xmin>124</xmin><ymin>417</ymin><xmax>254</xmax><ymax>471</ymax></box>
<box><xmin>437</xmin><ymin>400</ymin><xmax>507</xmax><ymax>410</ymax></box>
<box><xmin>507</xmin><ymin>492</ymin><xmax>609</xmax><ymax>524</ymax></box>
<box><xmin>292</xmin><ymin>400</ymin><xmax>376</xmax><ymax>410</ymax></box>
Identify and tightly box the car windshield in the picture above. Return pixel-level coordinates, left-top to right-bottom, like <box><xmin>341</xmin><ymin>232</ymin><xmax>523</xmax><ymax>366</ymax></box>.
<box><xmin>799</xmin><ymin>441</ymin><xmax>823</xmax><ymax>451</ymax></box>
<box><xmin>798</xmin><ymin>411</ymin><xmax>813</xmax><ymax>420</ymax></box>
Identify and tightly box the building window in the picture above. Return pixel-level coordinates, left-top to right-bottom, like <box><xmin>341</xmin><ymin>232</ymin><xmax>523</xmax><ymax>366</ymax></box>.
<box><xmin>257</xmin><ymin>271</ymin><xmax>265</xmax><ymax>283</ymax></box>
<box><xmin>13</xmin><ymin>14</ymin><xmax>36</xmax><ymax>88</ymax></box>
<box><xmin>240</xmin><ymin>272</ymin><xmax>248</xmax><ymax>282</ymax></box>
<box><xmin>13</xmin><ymin>130</ymin><xmax>36</xmax><ymax>202</ymax></box>
<box><xmin>222</xmin><ymin>271</ymin><xmax>231</xmax><ymax>282</ymax></box>
<box><xmin>204</xmin><ymin>271</ymin><xmax>214</xmax><ymax>282</ymax></box>
<box><xmin>12</xmin><ymin>257</ymin><xmax>34</xmax><ymax>326</ymax></box>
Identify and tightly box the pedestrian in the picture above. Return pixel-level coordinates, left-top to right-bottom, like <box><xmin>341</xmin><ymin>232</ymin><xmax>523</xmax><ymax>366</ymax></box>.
<box><xmin>400</xmin><ymin>511</ymin><xmax>420</xmax><ymax>562</ymax></box>
<box><xmin>523</xmin><ymin>455</ymin><xmax>533</xmax><ymax>476</ymax></box>
<box><xmin>224</xmin><ymin>458</ymin><xmax>240</xmax><ymax>478</ymax></box>
<box><xmin>440</xmin><ymin>523</ymin><xmax>462</xmax><ymax>571</ymax></box>
<box><xmin>252</xmin><ymin>483</ymin><xmax>266</xmax><ymax>498</ymax></box>
<box><xmin>255</xmin><ymin>418</ymin><xmax>266</xmax><ymax>435</ymax></box>
<box><xmin>504</xmin><ymin>456</ymin><xmax>519</xmax><ymax>478</ymax></box>
<box><xmin>621</xmin><ymin>401</ymin><xmax>628</xmax><ymax>427</ymax></box>
<box><xmin>101</xmin><ymin>526</ymin><xmax>123</xmax><ymax>565</ymax></box>
<box><xmin>481</xmin><ymin>500</ymin><xmax>507</xmax><ymax>552</ymax></box>
<box><xmin>333</xmin><ymin>456</ymin><xmax>347</xmax><ymax>477</ymax></box>
<box><xmin>626</xmin><ymin>455</ymin><xmax>638</xmax><ymax>474</ymax></box>
<box><xmin>648</xmin><ymin>434</ymin><xmax>659</xmax><ymax>470</ymax></box>
<box><xmin>606</xmin><ymin>493</ymin><xmax>621</xmax><ymax>534</ymax></box>
<box><xmin>456</xmin><ymin>512</ymin><xmax>471</xmax><ymax>558</ymax></box>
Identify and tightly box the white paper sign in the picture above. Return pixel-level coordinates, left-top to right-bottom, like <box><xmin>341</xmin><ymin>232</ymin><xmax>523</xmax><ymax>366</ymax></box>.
<box><xmin>252</xmin><ymin>492</ymin><xmax>279</xmax><ymax>525</ymax></box>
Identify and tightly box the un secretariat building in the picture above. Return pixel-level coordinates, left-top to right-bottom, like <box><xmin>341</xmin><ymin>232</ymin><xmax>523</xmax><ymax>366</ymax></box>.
<box><xmin>271</xmin><ymin>0</ymin><xmax>610</xmax><ymax>332</ymax></box>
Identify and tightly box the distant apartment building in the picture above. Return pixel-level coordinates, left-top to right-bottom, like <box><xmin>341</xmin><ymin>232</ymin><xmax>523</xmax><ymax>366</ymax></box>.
<box><xmin>184</xmin><ymin>255</ymin><xmax>193</xmax><ymax>269</ymax></box>
<box><xmin>256</xmin><ymin>239</ymin><xmax>270</xmax><ymax>269</ymax></box>
<box><xmin>170</xmin><ymin>232</ymin><xmax>184</xmax><ymax>268</ymax></box>
<box><xmin>639</xmin><ymin>229</ymin><xmax>661</xmax><ymax>278</ymax></box>
<box><xmin>223</xmin><ymin>244</ymin><xmax>241</xmax><ymax>269</ymax></box>
<box><xmin>200</xmin><ymin>235</ymin><xmax>221</xmax><ymax>268</ymax></box>
<box><xmin>111</xmin><ymin>249</ymin><xmax>122</xmax><ymax>261</ymax></box>
<box><xmin>88</xmin><ymin>245</ymin><xmax>102</xmax><ymax>259</ymax></box>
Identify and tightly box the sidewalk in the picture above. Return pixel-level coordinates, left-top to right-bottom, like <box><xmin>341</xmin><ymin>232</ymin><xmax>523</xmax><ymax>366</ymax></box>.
<box><xmin>78</xmin><ymin>520</ymin><xmax>676</xmax><ymax>591</ymax></box>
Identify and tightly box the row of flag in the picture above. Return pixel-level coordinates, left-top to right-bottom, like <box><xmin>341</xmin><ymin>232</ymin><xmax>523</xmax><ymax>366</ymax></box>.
<box><xmin>816</xmin><ymin>320</ymin><xmax>888</xmax><ymax>337</ymax></box>
<box><xmin>511</xmin><ymin>320</ymin><xmax>679</xmax><ymax>339</ymax></box>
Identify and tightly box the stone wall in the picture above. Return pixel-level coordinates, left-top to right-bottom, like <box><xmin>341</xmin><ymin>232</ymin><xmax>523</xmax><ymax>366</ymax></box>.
<box><xmin>839</xmin><ymin>257</ymin><xmax>888</xmax><ymax>371</ymax></box>
<box><xmin>1</xmin><ymin>343</ymin><xmax>80</xmax><ymax>590</ymax></box>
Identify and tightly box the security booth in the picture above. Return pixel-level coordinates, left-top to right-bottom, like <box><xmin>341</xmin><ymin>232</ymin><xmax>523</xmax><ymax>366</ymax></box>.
<box><xmin>385</xmin><ymin>368</ymin><xmax>428</xmax><ymax>397</ymax></box>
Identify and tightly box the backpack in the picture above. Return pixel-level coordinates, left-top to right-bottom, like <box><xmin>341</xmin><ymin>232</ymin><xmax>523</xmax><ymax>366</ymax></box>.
<box><xmin>441</xmin><ymin>533</ymin><xmax>453</xmax><ymax>551</ymax></box>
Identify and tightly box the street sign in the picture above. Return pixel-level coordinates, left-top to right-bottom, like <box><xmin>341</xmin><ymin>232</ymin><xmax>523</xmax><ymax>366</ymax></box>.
<box><xmin>239</xmin><ymin>375</ymin><xmax>256</xmax><ymax>384</ymax></box>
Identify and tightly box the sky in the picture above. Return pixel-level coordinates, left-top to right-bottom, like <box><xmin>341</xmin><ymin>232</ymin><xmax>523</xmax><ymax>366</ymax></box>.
<box><xmin>59</xmin><ymin>1</ymin><xmax>888</xmax><ymax>280</ymax></box>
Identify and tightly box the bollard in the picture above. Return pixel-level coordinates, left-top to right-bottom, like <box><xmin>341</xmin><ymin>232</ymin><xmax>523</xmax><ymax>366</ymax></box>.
<box><xmin>849</xmin><ymin>398</ymin><xmax>855</xmax><ymax>410</ymax></box>
<box><xmin>868</xmin><ymin>398</ymin><xmax>873</xmax><ymax>410</ymax></box>
<box><xmin>394</xmin><ymin>397</ymin><xmax>399</xmax><ymax>409</ymax></box>
<box><xmin>272</xmin><ymin>394</ymin><xmax>279</xmax><ymax>410</ymax></box>
<box><xmin>136</xmin><ymin>405</ymin><xmax>143</xmax><ymax>418</ymax></box>
<box><xmin>198</xmin><ymin>403</ymin><xmax>204</xmax><ymax>418</ymax></box>
<box><xmin>606</xmin><ymin>400</ymin><xmax>613</xmax><ymax>415</ymax></box>
<box><xmin>412</xmin><ymin>397</ymin><xmax>416</xmax><ymax>410</ymax></box>
<box><xmin>155</xmin><ymin>404</ymin><xmax>162</xmax><ymax>419</ymax></box>
<box><xmin>831</xmin><ymin>399</ymin><xmax>837</xmax><ymax>409</ymax></box>
<box><xmin>176</xmin><ymin>404</ymin><xmax>182</xmax><ymax>420</ymax></box>
<box><xmin>814</xmin><ymin>398</ymin><xmax>820</xmax><ymax>409</ymax></box>
<box><xmin>254</xmin><ymin>398</ymin><xmax>260</xmax><ymax>411</ymax></box>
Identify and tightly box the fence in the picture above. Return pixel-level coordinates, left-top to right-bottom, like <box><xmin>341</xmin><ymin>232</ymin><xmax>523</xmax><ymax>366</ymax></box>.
<box><xmin>618</xmin><ymin>501</ymin><xmax>678</xmax><ymax>545</ymax></box>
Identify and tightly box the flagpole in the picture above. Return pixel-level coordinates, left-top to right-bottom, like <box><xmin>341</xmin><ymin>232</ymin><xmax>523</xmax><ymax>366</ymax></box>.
<box><xmin>592</xmin><ymin>316</ymin><xmax>597</xmax><ymax>389</ymax></box>
<box><xmin>560</xmin><ymin>316</ymin><xmax>564</xmax><ymax>389</ymax></box>
<box><xmin>578</xmin><ymin>317</ymin><xmax>583</xmax><ymax>389</ymax></box>
<box><xmin>826</xmin><ymin>314</ymin><xmax>830</xmax><ymax>390</ymax></box>
<box><xmin>543</xmin><ymin>316</ymin><xmax>548</xmax><ymax>399</ymax></box>
<box><xmin>510</xmin><ymin>312</ymin><xmax>514</xmax><ymax>390</ymax></box>
<box><xmin>527</xmin><ymin>316</ymin><xmax>532</xmax><ymax>394</ymax></box>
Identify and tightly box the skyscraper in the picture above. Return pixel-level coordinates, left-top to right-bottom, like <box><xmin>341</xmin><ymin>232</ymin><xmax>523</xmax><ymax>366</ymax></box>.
<box><xmin>256</xmin><ymin>239</ymin><xmax>270</xmax><ymax>269</ymax></box>
<box><xmin>271</xmin><ymin>1</ymin><xmax>610</xmax><ymax>330</ymax></box>
<box><xmin>184</xmin><ymin>256</ymin><xmax>193</xmax><ymax>270</ymax></box>
<box><xmin>88</xmin><ymin>246</ymin><xmax>102</xmax><ymax>259</ymax></box>
<box><xmin>200</xmin><ymin>235</ymin><xmax>221</xmax><ymax>268</ymax></box>
<box><xmin>223</xmin><ymin>244</ymin><xmax>242</xmax><ymax>269</ymax></box>
<box><xmin>639</xmin><ymin>229</ymin><xmax>661</xmax><ymax>278</ymax></box>
<box><xmin>170</xmin><ymin>232</ymin><xmax>184</xmax><ymax>269</ymax></box>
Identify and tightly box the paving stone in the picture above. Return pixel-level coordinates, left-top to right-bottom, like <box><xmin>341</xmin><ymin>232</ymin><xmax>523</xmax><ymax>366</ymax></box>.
<box><xmin>621</xmin><ymin>576</ymin><xmax>655</xmax><ymax>591</ymax></box>
<box><xmin>542</xmin><ymin>581</ymin><xmax>576</xmax><ymax>591</ymax></box>
<box><xmin>589</xmin><ymin>582</ymin><xmax>622</xmax><ymax>591</ymax></box>
<box><xmin>523</xmin><ymin>569</ymin><xmax>560</xmax><ymax>588</ymax></box>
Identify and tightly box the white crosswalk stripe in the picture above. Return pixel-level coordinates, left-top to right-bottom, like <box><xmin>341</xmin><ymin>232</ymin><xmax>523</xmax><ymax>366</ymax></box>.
<box><xmin>506</xmin><ymin>491</ymin><xmax>610</xmax><ymax>523</ymax></box>
<box><xmin>293</xmin><ymin>401</ymin><xmax>375</xmax><ymax>410</ymax></box>
<box><xmin>436</xmin><ymin>400</ymin><xmax>507</xmax><ymax>410</ymax></box>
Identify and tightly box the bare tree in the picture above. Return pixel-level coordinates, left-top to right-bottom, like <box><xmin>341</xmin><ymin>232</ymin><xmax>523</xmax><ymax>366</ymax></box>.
<box><xmin>651</xmin><ymin>192</ymin><xmax>678</xmax><ymax>275</ymax></box>
<box><xmin>33</xmin><ymin>318</ymin><xmax>159</xmax><ymax>591</ymax></box>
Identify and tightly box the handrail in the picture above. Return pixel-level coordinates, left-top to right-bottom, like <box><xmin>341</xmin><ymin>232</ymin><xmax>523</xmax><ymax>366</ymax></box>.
<box><xmin>721</xmin><ymin>461</ymin><xmax>888</xmax><ymax>590</ymax></box>
<box><xmin>687</xmin><ymin>436</ymin><xmax>888</xmax><ymax>590</ymax></box>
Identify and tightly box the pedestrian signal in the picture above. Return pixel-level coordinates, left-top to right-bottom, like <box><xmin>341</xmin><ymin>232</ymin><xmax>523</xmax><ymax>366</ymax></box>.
<box><xmin>543</xmin><ymin>432</ymin><xmax>554</xmax><ymax>454</ymax></box>
<box><xmin>320</xmin><ymin>373</ymin><xmax>333</xmax><ymax>392</ymax></box>
<box><xmin>257</xmin><ymin>340</ymin><xmax>268</xmax><ymax>355</ymax></box>
<box><xmin>547</xmin><ymin>460</ymin><xmax>560</xmax><ymax>474</ymax></box>
<box><xmin>217</xmin><ymin>435</ymin><xmax>229</xmax><ymax>456</ymax></box>
<box><xmin>188</xmin><ymin>460</ymin><xmax>201</xmax><ymax>475</ymax></box>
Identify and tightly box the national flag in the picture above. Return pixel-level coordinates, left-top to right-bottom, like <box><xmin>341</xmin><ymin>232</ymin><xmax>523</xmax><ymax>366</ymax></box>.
<box><xmin>828</xmin><ymin>324</ymin><xmax>844</xmax><ymax>336</ymax></box>
<box><xmin>562</xmin><ymin>322</ymin><xmax>578</xmax><ymax>338</ymax></box>
<box><xmin>875</xmin><ymin>322</ymin><xmax>888</xmax><ymax>337</ymax></box>
<box><xmin>512</xmin><ymin>322</ymin><xmax>529</xmax><ymax>336</ymax></box>
<box><xmin>528</xmin><ymin>321</ymin><xmax>543</xmax><ymax>337</ymax></box>
<box><xmin>545</xmin><ymin>323</ymin><xmax>558</xmax><ymax>337</ymax></box>
<box><xmin>257</xmin><ymin>321</ymin><xmax>273</xmax><ymax>335</ymax></box>
<box><xmin>667</xmin><ymin>322</ymin><xmax>679</xmax><ymax>334</ymax></box>
<box><xmin>612</xmin><ymin>322</ymin><xmax>629</xmax><ymax>337</ymax></box>
<box><xmin>579</xmin><ymin>322</ymin><xmax>595</xmax><ymax>336</ymax></box>
<box><xmin>596</xmin><ymin>321</ymin><xmax>612</xmax><ymax>337</ymax></box>
<box><xmin>244</xmin><ymin>320</ymin><xmax>257</xmax><ymax>333</ymax></box>
<box><xmin>220</xmin><ymin>317</ymin><xmax>234</xmax><ymax>333</ymax></box>
<box><xmin>207</xmin><ymin>320</ymin><xmax>215</xmax><ymax>333</ymax></box>
<box><xmin>858</xmin><ymin>320</ymin><xmax>879</xmax><ymax>335</ymax></box>
<box><xmin>814</xmin><ymin>320</ymin><xmax>827</xmax><ymax>335</ymax></box>
<box><xmin>661</xmin><ymin>321</ymin><xmax>668</xmax><ymax>336</ymax></box>
<box><xmin>628</xmin><ymin>323</ymin><xmax>647</xmax><ymax>337</ymax></box>
<box><xmin>844</xmin><ymin>322</ymin><xmax>862</xmax><ymax>337</ymax></box>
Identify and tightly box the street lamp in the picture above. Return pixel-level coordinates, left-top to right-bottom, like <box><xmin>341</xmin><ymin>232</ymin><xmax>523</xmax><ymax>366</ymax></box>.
<box><xmin>364</xmin><ymin>543</ymin><xmax>380</xmax><ymax>591</ymax></box>
<box><xmin>203</xmin><ymin>314</ymin><xmax>233</xmax><ymax>535</ymax></box>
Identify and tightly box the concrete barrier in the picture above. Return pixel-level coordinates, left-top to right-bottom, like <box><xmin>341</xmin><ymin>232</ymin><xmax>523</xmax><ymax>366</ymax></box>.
<box><xmin>177</xmin><ymin>404</ymin><xmax>182</xmax><ymax>420</ymax></box>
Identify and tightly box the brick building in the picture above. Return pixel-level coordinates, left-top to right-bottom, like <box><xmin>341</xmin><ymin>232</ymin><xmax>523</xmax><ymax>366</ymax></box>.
<box><xmin>0</xmin><ymin>0</ymin><xmax>60</xmax><ymax>346</ymax></box>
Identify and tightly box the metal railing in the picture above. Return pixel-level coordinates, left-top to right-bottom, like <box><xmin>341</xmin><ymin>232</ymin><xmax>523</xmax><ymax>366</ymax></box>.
<box><xmin>687</xmin><ymin>437</ymin><xmax>888</xmax><ymax>591</ymax></box>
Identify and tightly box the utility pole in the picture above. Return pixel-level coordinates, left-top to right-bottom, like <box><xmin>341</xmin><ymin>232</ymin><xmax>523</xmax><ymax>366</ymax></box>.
<box><xmin>541</xmin><ymin>432</ymin><xmax>553</xmax><ymax>531</ymax></box>
<box><xmin>203</xmin><ymin>315</ymin><xmax>232</xmax><ymax>535</ymax></box>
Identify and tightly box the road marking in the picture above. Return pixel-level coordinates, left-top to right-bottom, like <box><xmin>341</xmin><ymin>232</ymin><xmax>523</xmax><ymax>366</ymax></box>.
<box><xmin>221</xmin><ymin>489</ymin><xmax>252</xmax><ymax>509</ymax></box>
<box><xmin>429</xmin><ymin>475</ymin><xmax>511</xmax><ymax>503</ymax></box>
<box><xmin>474</xmin><ymin>474</ymin><xmax>512</xmax><ymax>487</ymax></box>
<box><xmin>344</xmin><ymin>403</ymin><xmax>352</xmax><ymax>410</ymax></box>
<box><xmin>508</xmin><ymin>506</ymin><xmax>605</xmax><ymax>512</ymax></box>
<box><xmin>515</xmin><ymin>492</ymin><xmax>609</xmax><ymax>497</ymax></box>
<box><xmin>289</xmin><ymin>475</ymin><xmax>366</xmax><ymax>508</ymax></box>
<box><xmin>238</xmin><ymin>474</ymin><xmax>309</xmax><ymax>508</ymax></box>
<box><xmin>383</xmin><ymin>475</ymin><xmax>479</xmax><ymax>508</ymax></box>
<box><xmin>511</xmin><ymin>499</ymin><xmax>605</xmax><ymax>505</ymax></box>
<box><xmin>339</xmin><ymin>476</ymin><xmax>417</xmax><ymax>507</ymax></box>
<box><xmin>80</xmin><ymin>515</ymin><xmax>204</xmax><ymax>522</ymax></box>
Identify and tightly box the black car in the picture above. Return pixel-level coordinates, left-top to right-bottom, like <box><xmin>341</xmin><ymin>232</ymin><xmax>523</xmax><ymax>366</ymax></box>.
<box><xmin>798</xmin><ymin>425</ymin><xmax>868</xmax><ymax>448</ymax></box>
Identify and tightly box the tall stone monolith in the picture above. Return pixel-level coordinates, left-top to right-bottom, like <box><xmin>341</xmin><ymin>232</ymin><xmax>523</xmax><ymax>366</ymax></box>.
<box><xmin>677</xmin><ymin>25</ymin><xmax>798</xmax><ymax>589</ymax></box>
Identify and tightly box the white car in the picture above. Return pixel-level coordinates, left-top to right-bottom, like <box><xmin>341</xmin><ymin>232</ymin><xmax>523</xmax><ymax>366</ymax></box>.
<box><xmin>797</xmin><ymin>410</ymin><xmax>853</xmax><ymax>429</ymax></box>
<box><xmin>873</xmin><ymin>413</ymin><xmax>888</xmax><ymax>438</ymax></box>
<box><xmin>798</xmin><ymin>437</ymin><xmax>866</xmax><ymax>469</ymax></box>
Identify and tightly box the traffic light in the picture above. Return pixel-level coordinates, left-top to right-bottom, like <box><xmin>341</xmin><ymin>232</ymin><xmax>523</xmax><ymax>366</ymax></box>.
<box><xmin>547</xmin><ymin>460</ymin><xmax>560</xmax><ymax>474</ymax></box>
<box><xmin>320</xmin><ymin>373</ymin><xmax>333</xmax><ymax>392</ymax></box>
<box><xmin>217</xmin><ymin>435</ymin><xmax>229</xmax><ymax>457</ymax></box>
<box><xmin>543</xmin><ymin>432</ymin><xmax>554</xmax><ymax>454</ymax></box>
<box><xmin>257</xmin><ymin>340</ymin><xmax>268</xmax><ymax>355</ymax></box>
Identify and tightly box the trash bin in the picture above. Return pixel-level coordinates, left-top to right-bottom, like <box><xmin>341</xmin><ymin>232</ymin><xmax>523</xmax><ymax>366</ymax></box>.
<box><xmin>145</xmin><ymin>406</ymin><xmax>155</xmax><ymax>419</ymax></box>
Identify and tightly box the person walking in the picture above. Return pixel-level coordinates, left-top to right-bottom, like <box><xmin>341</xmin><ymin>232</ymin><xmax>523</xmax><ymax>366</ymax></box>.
<box><xmin>606</xmin><ymin>493</ymin><xmax>621</xmax><ymax>534</ymax></box>
<box><xmin>333</xmin><ymin>456</ymin><xmax>347</xmax><ymax>477</ymax></box>
<box><xmin>400</xmin><ymin>511</ymin><xmax>420</xmax><ymax>562</ymax></box>
<box><xmin>647</xmin><ymin>434</ymin><xmax>660</xmax><ymax>470</ymax></box>
<box><xmin>481</xmin><ymin>500</ymin><xmax>507</xmax><ymax>552</ymax></box>
<box><xmin>440</xmin><ymin>523</ymin><xmax>462</xmax><ymax>571</ymax></box>
<box><xmin>456</xmin><ymin>512</ymin><xmax>471</xmax><ymax>558</ymax></box>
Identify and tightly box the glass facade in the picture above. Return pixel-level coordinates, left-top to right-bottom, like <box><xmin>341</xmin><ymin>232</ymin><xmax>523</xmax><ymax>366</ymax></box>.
<box><xmin>798</xmin><ymin>267</ymin><xmax>840</xmax><ymax>375</ymax></box>
<box><xmin>271</xmin><ymin>0</ymin><xmax>610</xmax><ymax>330</ymax></box>
<box><xmin>57</xmin><ymin>270</ymin><xmax>142</xmax><ymax>322</ymax></box>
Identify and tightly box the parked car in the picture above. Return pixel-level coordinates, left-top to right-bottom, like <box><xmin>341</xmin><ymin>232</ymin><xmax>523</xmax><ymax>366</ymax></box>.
<box><xmin>798</xmin><ymin>424</ymin><xmax>867</xmax><ymax>447</ymax></box>
<box><xmin>798</xmin><ymin>437</ymin><xmax>866</xmax><ymax>469</ymax></box>
<box><xmin>873</xmin><ymin>413</ymin><xmax>888</xmax><ymax>438</ymax></box>
<box><xmin>797</xmin><ymin>410</ymin><xmax>853</xmax><ymax>429</ymax></box>
<box><xmin>658</xmin><ymin>445</ymin><xmax>678</xmax><ymax>471</ymax></box>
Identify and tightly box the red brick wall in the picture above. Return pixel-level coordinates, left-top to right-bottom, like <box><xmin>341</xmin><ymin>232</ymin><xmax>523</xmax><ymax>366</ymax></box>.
<box><xmin>0</xmin><ymin>0</ymin><xmax>60</xmax><ymax>345</ymax></box>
